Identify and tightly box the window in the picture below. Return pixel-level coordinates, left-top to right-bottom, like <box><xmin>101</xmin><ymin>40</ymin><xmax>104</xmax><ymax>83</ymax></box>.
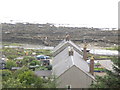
<box><xmin>66</xmin><ymin>85</ymin><xmax>71</xmax><ymax>90</ymax></box>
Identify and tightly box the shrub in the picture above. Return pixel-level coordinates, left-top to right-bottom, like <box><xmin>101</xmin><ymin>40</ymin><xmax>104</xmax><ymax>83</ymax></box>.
<box><xmin>29</xmin><ymin>60</ymin><xmax>40</xmax><ymax>66</ymax></box>
<box><xmin>5</xmin><ymin>60</ymin><xmax>17</xmax><ymax>70</ymax></box>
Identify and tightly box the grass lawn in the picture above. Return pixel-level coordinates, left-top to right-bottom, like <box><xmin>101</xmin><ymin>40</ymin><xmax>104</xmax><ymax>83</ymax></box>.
<box><xmin>94</xmin><ymin>68</ymin><xmax>105</xmax><ymax>72</ymax></box>
<box><xmin>105</xmin><ymin>46</ymin><xmax>120</xmax><ymax>51</ymax></box>
<box><xmin>3</xmin><ymin>42</ymin><xmax>22</xmax><ymax>46</ymax></box>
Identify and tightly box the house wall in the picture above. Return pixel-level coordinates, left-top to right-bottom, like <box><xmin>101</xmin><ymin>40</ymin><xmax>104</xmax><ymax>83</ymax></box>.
<box><xmin>57</xmin><ymin>66</ymin><xmax>94</xmax><ymax>88</ymax></box>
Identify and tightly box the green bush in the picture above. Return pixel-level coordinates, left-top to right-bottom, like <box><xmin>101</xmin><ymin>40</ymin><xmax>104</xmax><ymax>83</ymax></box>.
<box><xmin>18</xmin><ymin>70</ymin><xmax>43</xmax><ymax>87</ymax></box>
<box><xmin>29</xmin><ymin>60</ymin><xmax>40</xmax><ymax>66</ymax></box>
<box><xmin>14</xmin><ymin>66</ymin><xmax>29</xmax><ymax>78</ymax></box>
<box><xmin>7</xmin><ymin>55</ymin><xmax>17</xmax><ymax>60</ymax></box>
<box><xmin>5</xmin><ymin>60</ymin><xmax>17</xmax><ymax>70</ymax></box>
<box><xmin>2</xmin><ymin>78</ymin><xmax>27</xmax><ymax>88</ymax></box>
<box><xmin>23</xmin><ymin>56</ymin><xmax>36</xmax><ymax>62</ymax></box>
<box><xmin>1</xmin><ymin>70</ymin><xmax>12</xmax><ymax>81</ymax></box>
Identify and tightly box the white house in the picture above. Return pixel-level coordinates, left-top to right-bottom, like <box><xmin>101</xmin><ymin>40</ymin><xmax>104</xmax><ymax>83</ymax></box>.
<box><xmin>53</xmin><ymin>40</ymin><xmax>83</xmax><ymax>57</ymax></box>
<box><xmin>52</xmin><ymin>40</ymin><xmax>95</xmax><ymax>88</ymax></box>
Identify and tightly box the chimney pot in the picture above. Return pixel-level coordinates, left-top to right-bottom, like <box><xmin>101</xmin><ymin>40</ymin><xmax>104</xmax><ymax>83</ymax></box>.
<box><xmin>68</xmin><ymin>47</ymin><xmax>74</xmax><ymax>56</ymax></box>
<box><xmin>90</xmin><ymin>56</ymin><xmax>94</xmax><ymax>75</ymax></box>
<box><xmin>83</xmin><ymin>43</ymin><xmax>87</xmax><ymax>61</ymax></box>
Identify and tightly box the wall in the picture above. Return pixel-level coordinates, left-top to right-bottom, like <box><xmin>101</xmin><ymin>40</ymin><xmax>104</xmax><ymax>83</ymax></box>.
<box><xmin>57</xmin><ymin>66</ymin><xmax>94</xmax><ymax>88</ymax></box>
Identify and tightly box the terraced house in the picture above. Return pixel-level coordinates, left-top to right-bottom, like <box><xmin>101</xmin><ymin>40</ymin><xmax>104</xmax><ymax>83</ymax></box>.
<box><xmin>52</xmin><ymin>40</ymin><xmax>95</xmax><ymax>88</ymax></box>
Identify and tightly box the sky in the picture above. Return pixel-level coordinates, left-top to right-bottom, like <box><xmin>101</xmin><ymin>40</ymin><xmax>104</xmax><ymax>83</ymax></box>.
<box><xmin>0</xmin><ymin>0</ymin><xmax>119</xmax><ymax>28</ymax></box>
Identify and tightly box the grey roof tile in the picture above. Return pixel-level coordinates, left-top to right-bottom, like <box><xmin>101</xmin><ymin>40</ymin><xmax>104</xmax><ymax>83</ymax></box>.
<box><xmin>53</xmin><ymin>41</ymin><xmax>94</xmax><ymax>79</ymax></box>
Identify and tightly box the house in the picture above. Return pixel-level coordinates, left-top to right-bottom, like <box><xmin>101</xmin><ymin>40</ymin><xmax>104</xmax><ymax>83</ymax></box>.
<box><xmin>35</xmin><ymin>70</ymin><xmax>52</xmax><ymax>79</ymax></box>
<box><xmin>52</xmin><ymin>40</ymin><xmax>95</xmax><ymax>88</ymax></box>
<box><xmin>53</xmin><ymin>40</ymin><xmax>83</xmax><ymax>57</ymax></box>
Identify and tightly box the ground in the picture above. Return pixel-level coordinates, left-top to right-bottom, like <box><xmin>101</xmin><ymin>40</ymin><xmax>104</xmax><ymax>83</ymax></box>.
<box><xmin>1</xmin><ymin>23</ymin><xmax>118</xmax><ymax>47</ymax></box>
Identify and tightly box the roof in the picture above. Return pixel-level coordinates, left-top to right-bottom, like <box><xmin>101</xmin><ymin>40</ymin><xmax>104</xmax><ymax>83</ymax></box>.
<box><xmin>53</xmin><ymin>46</ymin><xmax>94</xmax><ymax>79</ymax></box>
<box><xmin>35</xmin><ymin>70</ymin><xmax>52</xmax><ymax>77</ymax></box>
<box><xmin>53</xmin><ymin>40</ymin><xmax>83</xmax><ymax>57</ymax></box>
<box><xmin>11</xmin><ymin>67</ymin><xmax>21</xmax><ymax>70</ymax></box>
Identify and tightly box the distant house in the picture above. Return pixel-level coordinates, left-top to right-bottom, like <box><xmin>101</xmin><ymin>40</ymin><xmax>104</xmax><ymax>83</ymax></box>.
<box><xmin>52</xmin><ymin>40</ymin><xmax>95</xmax><ymax>88</ymax></box>
<box><xmin>35</xmin><ymin>70</ymin><xmax>52</xmax><ymax>79</ymax></box>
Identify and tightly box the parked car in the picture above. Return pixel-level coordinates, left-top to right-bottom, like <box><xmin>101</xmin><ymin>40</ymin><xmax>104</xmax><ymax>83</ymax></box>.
<box><xmin>36</xmin><ymin>55</ymin><xmax>50</xmax><ymax>60</ymax></box>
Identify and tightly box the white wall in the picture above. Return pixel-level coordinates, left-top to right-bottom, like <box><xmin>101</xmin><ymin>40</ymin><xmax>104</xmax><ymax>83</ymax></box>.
<box><xmin>57</xmin><ymin>66</ymin><xmax>94</xmax><ymax>88</ymax></box>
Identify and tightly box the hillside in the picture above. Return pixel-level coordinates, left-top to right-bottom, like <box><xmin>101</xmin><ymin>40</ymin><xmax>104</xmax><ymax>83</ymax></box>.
<box><xmin>2</xmin><ymin>23</ymin><xmax>118</xmax><ymax>47</ymax></box>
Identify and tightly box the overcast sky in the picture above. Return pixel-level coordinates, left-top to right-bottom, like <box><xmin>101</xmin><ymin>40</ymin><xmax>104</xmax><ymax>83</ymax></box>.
<box><xmin>0</xmin><ymin>0</ymin><xmax>119</xmax><ymax>28</ymax></box>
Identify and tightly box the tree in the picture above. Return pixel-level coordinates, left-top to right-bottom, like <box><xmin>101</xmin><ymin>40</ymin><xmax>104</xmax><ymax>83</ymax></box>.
<box><xmin>2</xmin><ymin>78</ymin><xmax>27</xmax><ymax>88</ymax></box>
<box><xmin>5</xmin><ymin>60</ymin><xmax>17</xmax><ymax>70</ymax></box>
<box><xmin>2</xmin><ymin>66</ymin><xmax>58</xmax><ymax>88</ymax></box>
<box><xmin>91</xmin><ymin>57</ymin><xmax>120</xmax><ymax>88</ymax></box>
<box><xmin>42</xmin><ymin>75</ymin><xmax>58</xmax><ymax>88</ymax></box>
<box><xmin>1</xmin><ymin>70</ymin><xmax>12</xmax><ymax>81</ymax></box>
<box><xmin>13</xmin><ymin>66</ymin><xmax>29</xmax><ymax>78</ymax></box>
<box><xmin>17</xmin><ymin>69</ymin><xmax>44</xmax><ymax>88</ymax></box>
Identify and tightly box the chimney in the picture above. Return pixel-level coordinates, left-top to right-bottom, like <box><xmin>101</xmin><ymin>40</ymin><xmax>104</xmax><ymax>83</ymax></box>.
<box><xmin>68</xmin><ymin>47</ymin><xmax>74</xmax><ymax>56</ymax></box>
<box><xmin>65</xmin><ymin>34</ymin><xmax>70</xmax><ymax>41</ymax></box>
<box><xmin>83</xmin><ymin>43</ymin><xmax>87</xmax><ymax>61</ymax></box>
<box><xmin>90</xmin><ymin>56</ymin><xmax>94</xmax><ymax>75</ymax></box>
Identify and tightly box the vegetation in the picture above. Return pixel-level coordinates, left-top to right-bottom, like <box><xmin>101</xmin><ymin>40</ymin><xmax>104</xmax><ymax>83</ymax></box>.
<box><xmin>1</xmin><ymin>70</ymin><xmax>12</xmax><ymax>81</ymax></box>
<box><xmin>2</xmin><ymin>67</ymin><xmax>57</xmax><ymax>88</ymax></box>
<box><xmin>5</xmin><ymin>60</ymin><xmax>17</xmax><ymax>70</ymax></box>
<box><xmin>1</xmin><ymin>47</ymin><xmax>57</xmax><ymax>88</ymax></box>
<box><xmin>91</xmin><ymin>57</ymin><xmax>120</xmax><ymax>88</ymax></box>
<box><xmin>2</xmin><ymin>23</ymin><xmax>118</xmax><ymax>46</ymax></box>
<box><xmin>94</xmin><ymin>68</ymin><xmax>105</xmax><ymax>72</ymax></box>
<box><xmin>95</xmin><ymin>55</ymin><xmax>114</xmax><ymax>59</ymax></box>
<box><xmin>35</xmin><ymin>49</ymin><xmax>52</xmax><ymax>56</ymax></box>
<box><xmin>2</xmin><ymin>48</ymin><xmax>25</xmax><ymax>58</ymax></box>
<box><xmin>29</xmin><ymin>60</ymin><xmax>40</xmax><ymax>66</ymax></box>
<box><xmin>3</xmin><ymin>42</ymin><xmax>22</xmax><ymax>46</ymax></box>
<box><xmin>7</xmin><ymin>55</ymin><xmax>18</xmax><ymax>60</ymax></box>
<box><xmin>2</xmin><ymin>78</ymin><xmax>27</xmax><ymax>88</ymax></box>
<box><xmin>105</xmin><ymin>46</ymin><xmax>120</xmax><ymax>51</ymax></box>
<box><xmin>87</xmin><ymin>53</ymin><xmax>113</xmax><ymax>59</ymax></box>
<box><xmin>35</xmin><ymin>66</ymin><xmax>48</xmax><ymax>71</ymax></box>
